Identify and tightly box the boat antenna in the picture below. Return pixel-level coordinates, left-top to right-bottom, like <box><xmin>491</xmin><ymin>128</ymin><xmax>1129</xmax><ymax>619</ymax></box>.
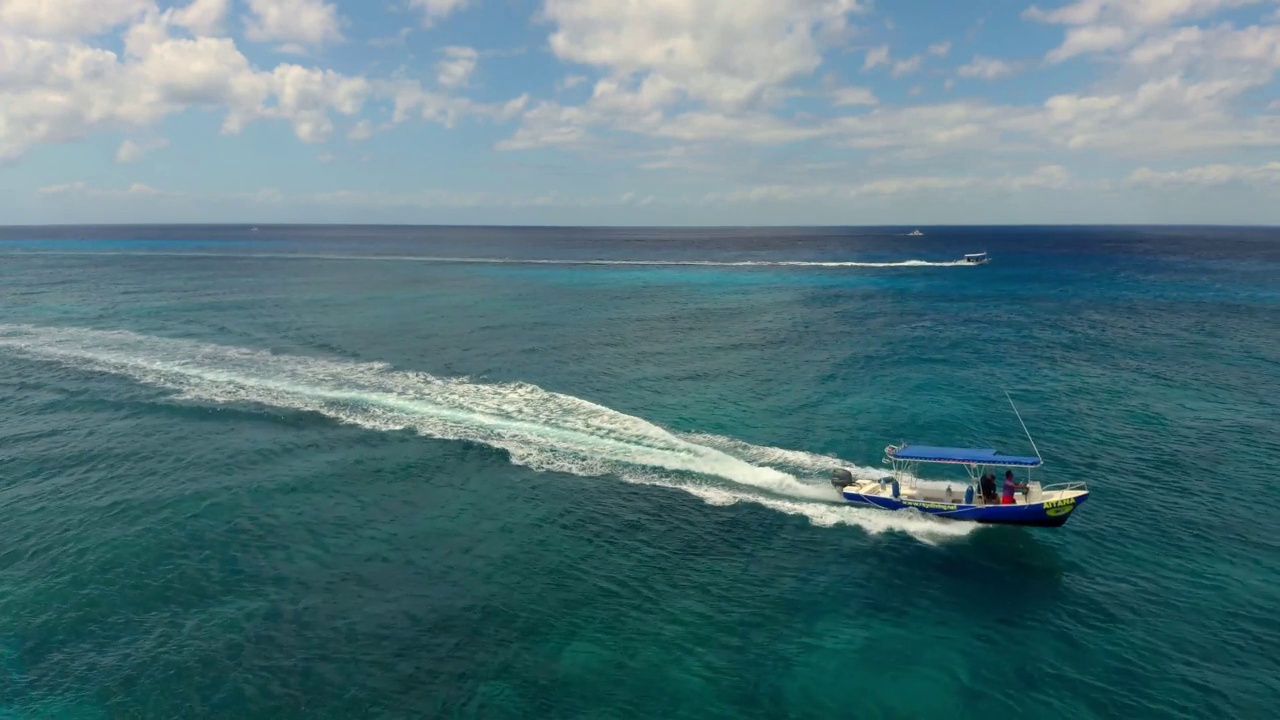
<box><xmin>1004</xmin><ymin>389</ymin><xmax>1042</xmax><ymax>463</ymax></box>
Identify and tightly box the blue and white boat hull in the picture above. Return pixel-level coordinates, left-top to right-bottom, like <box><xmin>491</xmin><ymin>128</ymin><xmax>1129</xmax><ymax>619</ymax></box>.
<box><xmin>840</xmin><ymin>488</ymin><xmax>1089</xmax><ymax>527</ymax></box>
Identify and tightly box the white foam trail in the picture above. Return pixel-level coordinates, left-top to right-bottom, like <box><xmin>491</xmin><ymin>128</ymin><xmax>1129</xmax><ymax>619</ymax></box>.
<box><xmin>0</xmin><ymin>324</ymin><xmax>975</xmax><ymax>542</ymax></box>
<box><xmin>0</xmin><ymin>250</ymin><xmax>975</xmax><ymax>269</ymax></box>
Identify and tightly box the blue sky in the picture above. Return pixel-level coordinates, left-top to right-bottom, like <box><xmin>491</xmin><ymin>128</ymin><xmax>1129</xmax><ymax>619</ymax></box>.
<box><xmin>2</xmin><ymin>0</ymin><xmax>1279</xmax><ymax>225</ymax></box>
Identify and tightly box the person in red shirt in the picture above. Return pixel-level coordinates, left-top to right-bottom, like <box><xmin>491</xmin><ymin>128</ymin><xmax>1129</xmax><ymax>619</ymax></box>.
<box><xmin>1001</xmin><ymin>470</ymin><xmax>1028</xmax><ymax>504</ymax></box>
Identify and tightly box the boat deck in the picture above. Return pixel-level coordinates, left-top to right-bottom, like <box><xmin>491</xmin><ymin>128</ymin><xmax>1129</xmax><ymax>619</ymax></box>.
<box><xmin>848</xmin><ymin>479</ymin><xmax>1085</xmax><ymax>507</ymax></box>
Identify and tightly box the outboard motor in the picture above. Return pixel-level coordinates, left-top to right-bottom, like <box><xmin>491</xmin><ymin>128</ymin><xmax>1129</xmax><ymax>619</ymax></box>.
<box><xmin>830</xmin><ymin>468</ymin><xmax>855</xmax><ymax>489</ymax></box>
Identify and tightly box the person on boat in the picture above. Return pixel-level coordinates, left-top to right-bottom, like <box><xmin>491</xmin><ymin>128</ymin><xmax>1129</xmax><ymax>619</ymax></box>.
<box><xmin>1001</xmin><ymin>470</ymin><xmax>1028</xmax><ymax>505</ymax></box>
<box><xmin>980</xmin><ymin>473</ymin><xmax>997</xmax><ymax>503</ymax></box>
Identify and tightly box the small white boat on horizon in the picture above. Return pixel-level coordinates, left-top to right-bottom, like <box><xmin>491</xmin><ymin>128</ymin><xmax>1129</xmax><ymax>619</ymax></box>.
<box><xmin>907</xmin><ymin>229</ymin><xmax>924</xmax><ymax>236</ymax></box>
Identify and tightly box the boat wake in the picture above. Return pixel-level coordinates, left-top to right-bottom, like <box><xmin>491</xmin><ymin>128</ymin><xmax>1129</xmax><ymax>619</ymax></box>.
<box><xmin>0</xmin><ymin>324</ymin><xmax>975</xmax><ymax>543</ymax></box>
<box><xmin>2</xmin><ymin>251</ymin><xmax>973</xmax><ymax>269</ymax></box>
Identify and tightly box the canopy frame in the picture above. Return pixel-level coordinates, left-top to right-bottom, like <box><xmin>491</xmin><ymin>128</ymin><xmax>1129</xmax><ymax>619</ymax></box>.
<box><xmin>886</xmin><ymin>444</ymin><xmax>1041</xmax><ymax>467</ymax></box>
<box><xmin>882</xmin><ymin>443</ymin><xmax>1041</xmax><ymax>496</ymax></box>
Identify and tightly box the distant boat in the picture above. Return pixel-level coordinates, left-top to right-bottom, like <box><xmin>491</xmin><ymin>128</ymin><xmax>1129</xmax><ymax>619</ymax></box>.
<box><xmin>962</xmin><ymin>252</ymin><xmax>989</xmax><ymax>265</ymax></box>
<box><xmin>907</xmin><ymin>229</ymin><xmax>923</xmax><ymax>236</ymax></box>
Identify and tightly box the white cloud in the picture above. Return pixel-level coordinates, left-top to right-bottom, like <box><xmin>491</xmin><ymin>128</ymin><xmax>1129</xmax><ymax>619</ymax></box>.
<box><xmin>1127</xmin><ymin>23</ymin><xmax>1280</xmax><ymax>69</ymax></box>
<box><xmin>115</xmin><ymin>137</ymin><xmax>169</xmax><ymax>163</ymax></box>
<box><xmin>700</xmin><ymin>165</ymin><xmax>1073</xmax><ymax>204</ymax></box>
<box><xmin>545</xmin><ymin>0</ymin><xmax>867</xmax><ymax>111</ymax></box>
<box><xmin>0</xmin><ymin>33</ymin><xmax>227</xmax><ymax>160</ymax></box>
<box><xmin>653</xmin><ymin>111</ymin><xmax>829</xmax><ymax>144</ymax></box>
<box><xmin>252</xmin><ymin>188</ymin><xmax>284</xmax><ymax>203</ymax></box>
<box><xmin>860</xmin><ymin>43</ymin><xmax>924</xmax><ymax>76</ymax></box>
<box><xmin>831</xmin><ymin>102</ymin><xmax>1015</xmax><ymax>155</ymax></box>
<box><xmin>892</xmin><ymin>55</ymin><xmax>923</xmax><ymax>76</ymax></box>
<box><xmin>244</xmin><ymin>0</ymin><xmax>343</xmax><ymax>48</ymax></box>
<box><xmin>348</xmin><ymin>119</ymin><xmax>375</xmax><ymax>141</ymax></box>
<box><xmin>1029</xmin><ymin>74</ymin><xmax>1280</xmax><ymax>153</ymax></box>
<box><xmin>863</xmin><ymin>43</ymin><xmax>890</xmax><ymax>70</ymax></box>
<box><xmin>1046</xmin><ymin>24</ymin><xmax>1129</xmax><ymax>62</ymax></box>
<box><xmin>1007</xmin><ymin>9</ymin><xmax>1280</xmax><ymax>158</ymax></box>
<box><xmin>1025</xmin><ymin>0</ymin><xmax>1261</xmax><ymax>27</ymax></box>
<box><xmin>263</xmin><ymin>65</ymin><xmax>370</xmax><ymax>143</ymax></box>
<box><xmin>124</xmin><ymin>182</ymin><xmax>167</xmax><ymax>196</ymax></box>
<box><xmin>172</xmin><ymin>0</ymin><xmax>228</xmax><ymax>36</ymax></box>
<box><xmin>1023</xmin><ymin>0</ymin><xmax>1107</xmax><ymax>25</ymax></box>
<box><xmin>1027</xmin><ymin>0</ymin><xmax>1265</xmax><ymax>62</ymax></box>
<box><xmin>618</xmin><ymin>191</ymin><xmax>656</xmax><ymax>205</ymax></box>
<box><xmin>0</xmin><ymin>10</ymin><xmax>382</xmax><ymax>160</ymax></box>
<box><xmin>386</xmin><ymin>80</ymin><xmax>528</xmax><ymax>130</ymax></box>
<box><xmin>825</xmin><ymin>67</ymin><xmax>1280</xmax><ymax>158</ymax></box>
<box><xmin>494</xmin><ymin>103</ymin><xmax>594</xmax><ymax>150</ymax></box>
<box><xmin>1010</xmin><ymin>163</ymin><xmax>1072</xmax><ymax>189</ymax></box>
<box><xmin>701</xmin><ymin>184</ymin><xmax>835</xmax><ymax>204</ymax></box>
<box><xmin>369</xmin><ymin>27</ymin><xmax>412</xmax><ymax>48</ymax></box>
<box><xmin>39</xmin><ymin>180</ymin><xmax>175</xmax><ymax>197</ymax></box>
<box><xmin>500</xmin><ymin>89</ymin><xmax>828</xmax><ymax>151</ymax></box>
<box><xmin>1127</xmin><ymin>161</ymin><xmax>1280</xmax><ymax>186</ymax></box>
<box><xmin>557</xmin><ymin>75</ymin><xmax>588</xmax><ymax>91</ymax></box>
<box><xmin>303</xmin><ymin>187</ymin><xmax>647</xmax><ymax>209</ymax></box>
<box><xmin>958</xmin><ymin>55</ymin><xmax>1018</xmax><ymax>79</ymax></box>
<box><xmin>851</xmin><ymin>175</ymin><xmax>978</xmax><ymax>196</ymax></box>
<box><xmin>0</xmin><ymin>0</ymin><xmax>150</xmax><ymax>39</ymax></box>
<box><xmin>634</xmin><ymin>145</ymin><xmax>702</xmax><ymax>170</ymax></box>
<box><xmin>831</xmin><ymin>86</ymin><xmax>878</xmax><ymax>106</ymax></box>
<box><xmin>928</xmin><ymin>41</ymin><xmax>952</xmax><ymax>57</ymax></box>
<box><xmin>511</xmin><ymin>98</ymin><xmax>788</xmax><ymax>151</ymax></box>
<box><xmin>409</xmin><ymin>0</ymin><xmax>469</xmax><ymax>29</ymax></box>
<box><xmin>436</xmin><ymin>46</ymin><xmax>478</xmax><ymax>88</ymax></box>
<box><xmin>38</xmin><ymin>181</ymin><xmax>87</xmax><ymax>194</ymax></box>
<box><xmin>498</xmin><ymin>73</ymin><xmax>714</xmax><ymax>151</ymax></box>
<box><xmin>500</xmin><ymin>30</ymin><xmax>1280</xmax><ymax>159</ymax></box>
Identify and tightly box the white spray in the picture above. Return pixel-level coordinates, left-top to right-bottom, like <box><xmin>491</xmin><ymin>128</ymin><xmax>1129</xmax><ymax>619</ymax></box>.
<box><xmin>0</xmin><ymin>324</ymin><xmax>976</xmax><ymax>542</ymax></box>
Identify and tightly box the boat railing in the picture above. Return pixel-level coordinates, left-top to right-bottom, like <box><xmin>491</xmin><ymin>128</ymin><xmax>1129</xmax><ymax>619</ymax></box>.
<box><xmin>1039</xmin><ymin>481</ymin><xmax>1088</xmax><ymax>494</ymax></box>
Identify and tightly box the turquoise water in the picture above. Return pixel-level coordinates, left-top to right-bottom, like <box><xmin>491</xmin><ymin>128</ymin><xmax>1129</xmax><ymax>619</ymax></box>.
<box><xmin>0</xmin><ymin>225</ymin><xmax>1276</xmax><ymax>718</ymax></box>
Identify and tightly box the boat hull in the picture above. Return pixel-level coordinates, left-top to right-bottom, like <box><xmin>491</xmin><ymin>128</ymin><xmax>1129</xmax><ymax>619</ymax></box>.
<box><xmin>840</xmin><ymin>489</ymin><xmax>1088</xmax><ymax>527</ymax></box>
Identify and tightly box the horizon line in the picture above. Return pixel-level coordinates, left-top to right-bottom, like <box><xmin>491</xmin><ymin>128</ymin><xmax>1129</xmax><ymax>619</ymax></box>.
<box><xmin>3</xmin><ymin>222</ymin><xmax>1279</xmax><ymax>230</ymax></box>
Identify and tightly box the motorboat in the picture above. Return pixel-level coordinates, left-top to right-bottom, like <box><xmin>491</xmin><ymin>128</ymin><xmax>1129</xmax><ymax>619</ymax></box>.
<box><xmin>962</xmin><ymin>252</ymin><xmax>989</xmax><ymax>264</ymax></box>
<box><xmin>908</xmin><ymin>229</ymin><xmax>924</xmax><ymax>236</ymax></box>
<box><xmin>829</xmin><ymin>394</ymin><xmax>1089</xmax><ymax>527</ymax></box>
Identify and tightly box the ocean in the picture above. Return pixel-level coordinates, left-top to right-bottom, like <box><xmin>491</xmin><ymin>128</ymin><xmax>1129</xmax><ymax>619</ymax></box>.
<box><xmin>0</xmin><ymin>225</ymin><xmax>1276</xmax><ymax>719</ymax></box>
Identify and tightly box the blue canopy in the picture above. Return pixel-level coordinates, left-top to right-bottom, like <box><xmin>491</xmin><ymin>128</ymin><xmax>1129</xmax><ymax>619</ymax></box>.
<box><xmin>889</xmin><ymin>444</ymin><xmax>1041</xmax><ymax>467</ymax></box>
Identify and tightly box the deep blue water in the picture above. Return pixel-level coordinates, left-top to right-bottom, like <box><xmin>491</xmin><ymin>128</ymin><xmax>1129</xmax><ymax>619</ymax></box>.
<box><xmin>0</xmin><ymin>225</ymin><xmax>1277</xmax><ymax>719</ymax></box>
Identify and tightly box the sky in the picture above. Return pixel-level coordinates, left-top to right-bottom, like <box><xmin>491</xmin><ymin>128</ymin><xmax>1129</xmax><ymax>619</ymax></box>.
<box><xmin>2</xmin><ymin>0</ymin><xmax>1280</xmax><ymax>226</ymax></box>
